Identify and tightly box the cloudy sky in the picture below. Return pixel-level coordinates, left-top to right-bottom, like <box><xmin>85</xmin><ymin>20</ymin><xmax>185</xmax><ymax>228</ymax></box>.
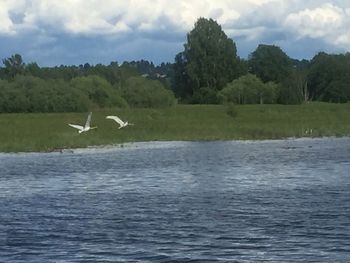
<box><xmin>1</xmin><ymin>0</ymin><xmax>350</xmax><ymax>66</ymax></box>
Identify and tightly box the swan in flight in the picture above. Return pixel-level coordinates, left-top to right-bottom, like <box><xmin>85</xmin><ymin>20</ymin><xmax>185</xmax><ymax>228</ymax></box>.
<box><xmin>106</xmin><ymin>115</ymin><xmax>133</xmax><ymax>129</ymax></box>
<box><xmin>68</xmin><ymin>112</ymin><xmax>97</xmax><ymax>133</ymax></box>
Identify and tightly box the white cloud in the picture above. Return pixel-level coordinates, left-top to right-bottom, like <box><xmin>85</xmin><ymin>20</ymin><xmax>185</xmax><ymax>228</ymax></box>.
<box><xmin>1</xmin><ymin>0</ymin><xmax>350</xmax><ymax>65</ymax></box>
<box><xmin>0</xmin><ymin>8</ymin><xmax>13</xmax><ymax>34</ymax></box>
<box><xmin>284</xmin><ymin>3</ymin><xmax>350</xmax><ymax>48</ymax></box>
<box><xmin>224</xmin><ymin>0</ymin><xmax>290</xmax><ymax>41</ymax></box>
<box><xmin>22</xmin><ymin>0</ymin><xmax>130</xmax><ymax>34</ymax></box>
<box><xmin>0</xmin><ymin>0</ymin><xmax>280</xmax><ymax>35</ymax></box>
<box><xmin>285</xmin><ymin>3</ymin><xmax>345</xmax><ymax>38</ymax></box>
<box><xmin>0</xmin><ymin>0</ymin><xmax>26</xmax><ymax>34</ymax></box>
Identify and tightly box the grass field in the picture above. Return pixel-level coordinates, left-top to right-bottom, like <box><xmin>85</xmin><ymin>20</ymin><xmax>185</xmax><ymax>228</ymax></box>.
<box><xmin>0</xmin><ymin>102</ymin><xmax>349</xmax><ymax>152</ymax></box>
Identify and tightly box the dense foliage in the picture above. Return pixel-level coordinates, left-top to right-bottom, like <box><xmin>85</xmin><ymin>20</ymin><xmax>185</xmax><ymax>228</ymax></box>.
<box><xmin>218</xmin><ymin>74</ymin><xmax>279</xmax><ymax>104</ymax></box>
<box><xmin>1</xmin><ymin>18</ymin><xmax>350</xmax><ymax>113</ymax></box>
<box><xmin>70</xmin><ymin>76</ymin><xmax>127</xmax><ymax>108</ymax></box>
<box><xmin>0</xmin><ymin>76</ymin><xmax>90</xmax><ymax>113</ymax></box>
<box><xmin>172</xmin><ymin>19</ymin><xmax>350</xmax><ymax>105</ymax></box>
<box><xmin>0</xmin><ymin>56</ymin><xmax>174</xmax><ymax>113</ymax></box>
<box><xmin>307</xmin><ymin>52</ymin><xmax>350</xmax><ymax>103</ymax></box>
<box><xmin>173</xmin><ymin>18</ymin><xmax>245</xmax><ymax>103</ymax></box>
<box><xmin>248</xmin><ymin>44</ymin><xmax>293</xmax><ymax>83</ymax></box>
<box><xmin>120</xmin><ymin>77</ymin><xmax>176</xmax><ymax>108</ymax></box>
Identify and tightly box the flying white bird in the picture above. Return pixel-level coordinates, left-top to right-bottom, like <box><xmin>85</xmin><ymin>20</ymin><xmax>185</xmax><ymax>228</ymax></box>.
<box><xmin>106</xmin><ymin>115</ymin><xmax>134</xmax><ymax>129</ymax></box>
<box><xmin>68</xmin><ymin>112</ymin><xmax>97</xmax><ymax>133</ymax></box>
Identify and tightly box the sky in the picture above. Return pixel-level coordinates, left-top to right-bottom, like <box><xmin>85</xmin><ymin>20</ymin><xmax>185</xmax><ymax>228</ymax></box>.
<box><xmin>1</xmin><ymin>0</ymin><xmax>350</xmax><ymax>67</ymax></box>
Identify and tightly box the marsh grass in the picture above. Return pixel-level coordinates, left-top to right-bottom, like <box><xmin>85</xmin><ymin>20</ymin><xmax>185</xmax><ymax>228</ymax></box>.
<box><xmin>0</xmin><ymin>102</ymin><xmax>349</xmax><ymax>152</ymax></box>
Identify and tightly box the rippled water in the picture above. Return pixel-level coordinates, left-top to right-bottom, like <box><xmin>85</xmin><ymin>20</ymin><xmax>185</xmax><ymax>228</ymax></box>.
<box><xmin>1</xmin><ymin>138</ymin><xmax>350</xmax><ymax>262</ymax></box>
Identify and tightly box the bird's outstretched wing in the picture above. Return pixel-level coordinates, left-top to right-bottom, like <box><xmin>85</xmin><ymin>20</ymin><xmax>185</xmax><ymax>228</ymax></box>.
<box><xmin>106</xmin><ymin>115</ymin><xmax>124</xmax><ymax>127</ymax></box>
<box><xmin>85</xmin><ymin>112</ymin><xmax>92</xmax><ymax>129</ymax></box>
<box><xmin>68</xmin><ymin>124</ymin><xmax>84</xmax><ymax>131</ymax></box>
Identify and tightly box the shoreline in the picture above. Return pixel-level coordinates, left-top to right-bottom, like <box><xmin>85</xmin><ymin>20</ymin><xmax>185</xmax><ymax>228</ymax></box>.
<box><xmin>1</xmin><ymin>136</ymin><xmax>349</xmax><ymax>154</ymax></box>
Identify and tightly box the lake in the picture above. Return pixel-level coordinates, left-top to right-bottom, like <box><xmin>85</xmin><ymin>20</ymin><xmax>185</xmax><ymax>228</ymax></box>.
<box><xmin>1</xmin><ymin>138</ymin><xmax>350</xmax><ymax>262</ymax></box>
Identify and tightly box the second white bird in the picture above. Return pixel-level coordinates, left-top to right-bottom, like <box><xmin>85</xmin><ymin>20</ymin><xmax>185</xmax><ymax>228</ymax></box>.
<box><xmin>106</xmin><ymin>115</ymin><xmax>133</xmax><ymax>129</ymax></box>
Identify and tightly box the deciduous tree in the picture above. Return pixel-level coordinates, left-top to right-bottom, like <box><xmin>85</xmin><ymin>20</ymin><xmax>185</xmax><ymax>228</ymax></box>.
<box><xmin>174</xmin><ymin>18</ymin><xmax>241</xmax><ymax>103</ymax></box>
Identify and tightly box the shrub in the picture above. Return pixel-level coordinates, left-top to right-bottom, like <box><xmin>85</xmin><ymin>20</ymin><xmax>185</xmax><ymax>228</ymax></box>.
<box><xmin>121</xmin><ymin>76</ymin><xmax>176</xmax><ymax>108</ymax></box>
<box><xmin>0</xmin><ymin>76</ymin><xmax>91</xmax><ymax>113</ymax></box>
<box><xmin>219</xmin><ymin>74</ymin><xmax>279</xmax><ymax>104</ymax></box>
<box><xmin>70</xmin><ymin>75</ymin><xmax>128</xmax><ymax>108</ymax></box>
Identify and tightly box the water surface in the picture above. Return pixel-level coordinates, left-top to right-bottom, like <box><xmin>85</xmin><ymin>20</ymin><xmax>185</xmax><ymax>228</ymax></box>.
<box><xmin>1</xmin><ymin>138</ymin><xmax>350</xmax><ymax>262</ymax></box>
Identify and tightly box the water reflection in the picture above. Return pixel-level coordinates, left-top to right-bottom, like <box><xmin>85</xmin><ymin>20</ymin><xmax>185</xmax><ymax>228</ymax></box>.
<box><xmin>1</xmin><ymin>138</ymin><xmax>350</xmax><ymax>262</ymax></box>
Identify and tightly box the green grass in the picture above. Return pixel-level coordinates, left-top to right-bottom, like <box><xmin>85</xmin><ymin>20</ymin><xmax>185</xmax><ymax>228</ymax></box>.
<box><xmin>0</xmin><ymin>102</ymin><xmax>349</xmax><ymax>152</ymax></box>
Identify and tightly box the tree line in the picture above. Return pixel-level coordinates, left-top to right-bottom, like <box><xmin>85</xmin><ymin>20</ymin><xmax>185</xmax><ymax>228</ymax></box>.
<box><xmin>1</xmin><ymin>17</ymin><xmax>350</xmax><ymax>113</ymax></box>
<box><xmin>0</xmin><ymin>56</ymin><xmax>176</xmax><ymax>113</ymax></box>
<box><xmin>173</xmin><ymin>18</ymin><xmax>350</xmax><ymax>104</ymax></box>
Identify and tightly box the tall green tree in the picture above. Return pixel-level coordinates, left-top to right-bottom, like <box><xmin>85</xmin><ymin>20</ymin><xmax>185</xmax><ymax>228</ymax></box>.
<box><xmin>26</xmin><ymin>62</ymin><xmax>42</xmax><ymax>77</ymax></box>
<box><xmin>248</xmin><ymin>44</ymin><xmax>293</xmax><ymax>83</ymax></box>
<box><xmin>307</xmin><ymin>52</ymin><xmax>350</xmax><ymax>102</ymax></box>
<box><xmin>173</xmin><ymin>52</ymin><xmax>189</xmax><ymax>100</ymax></box>
<box><xmin>278</xmin><ymin>71</ymin><xmax>304</xmax><ymax>104</ymax></box>
<box><xmin>174</xmin><ymin>18</ymin><xmax>241</xmax><ymax>103</ymax></box>
<box><xmin>2</xmin><ymin>54</ymin><xmax>25</xmax><ymax>79</ymax></box>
